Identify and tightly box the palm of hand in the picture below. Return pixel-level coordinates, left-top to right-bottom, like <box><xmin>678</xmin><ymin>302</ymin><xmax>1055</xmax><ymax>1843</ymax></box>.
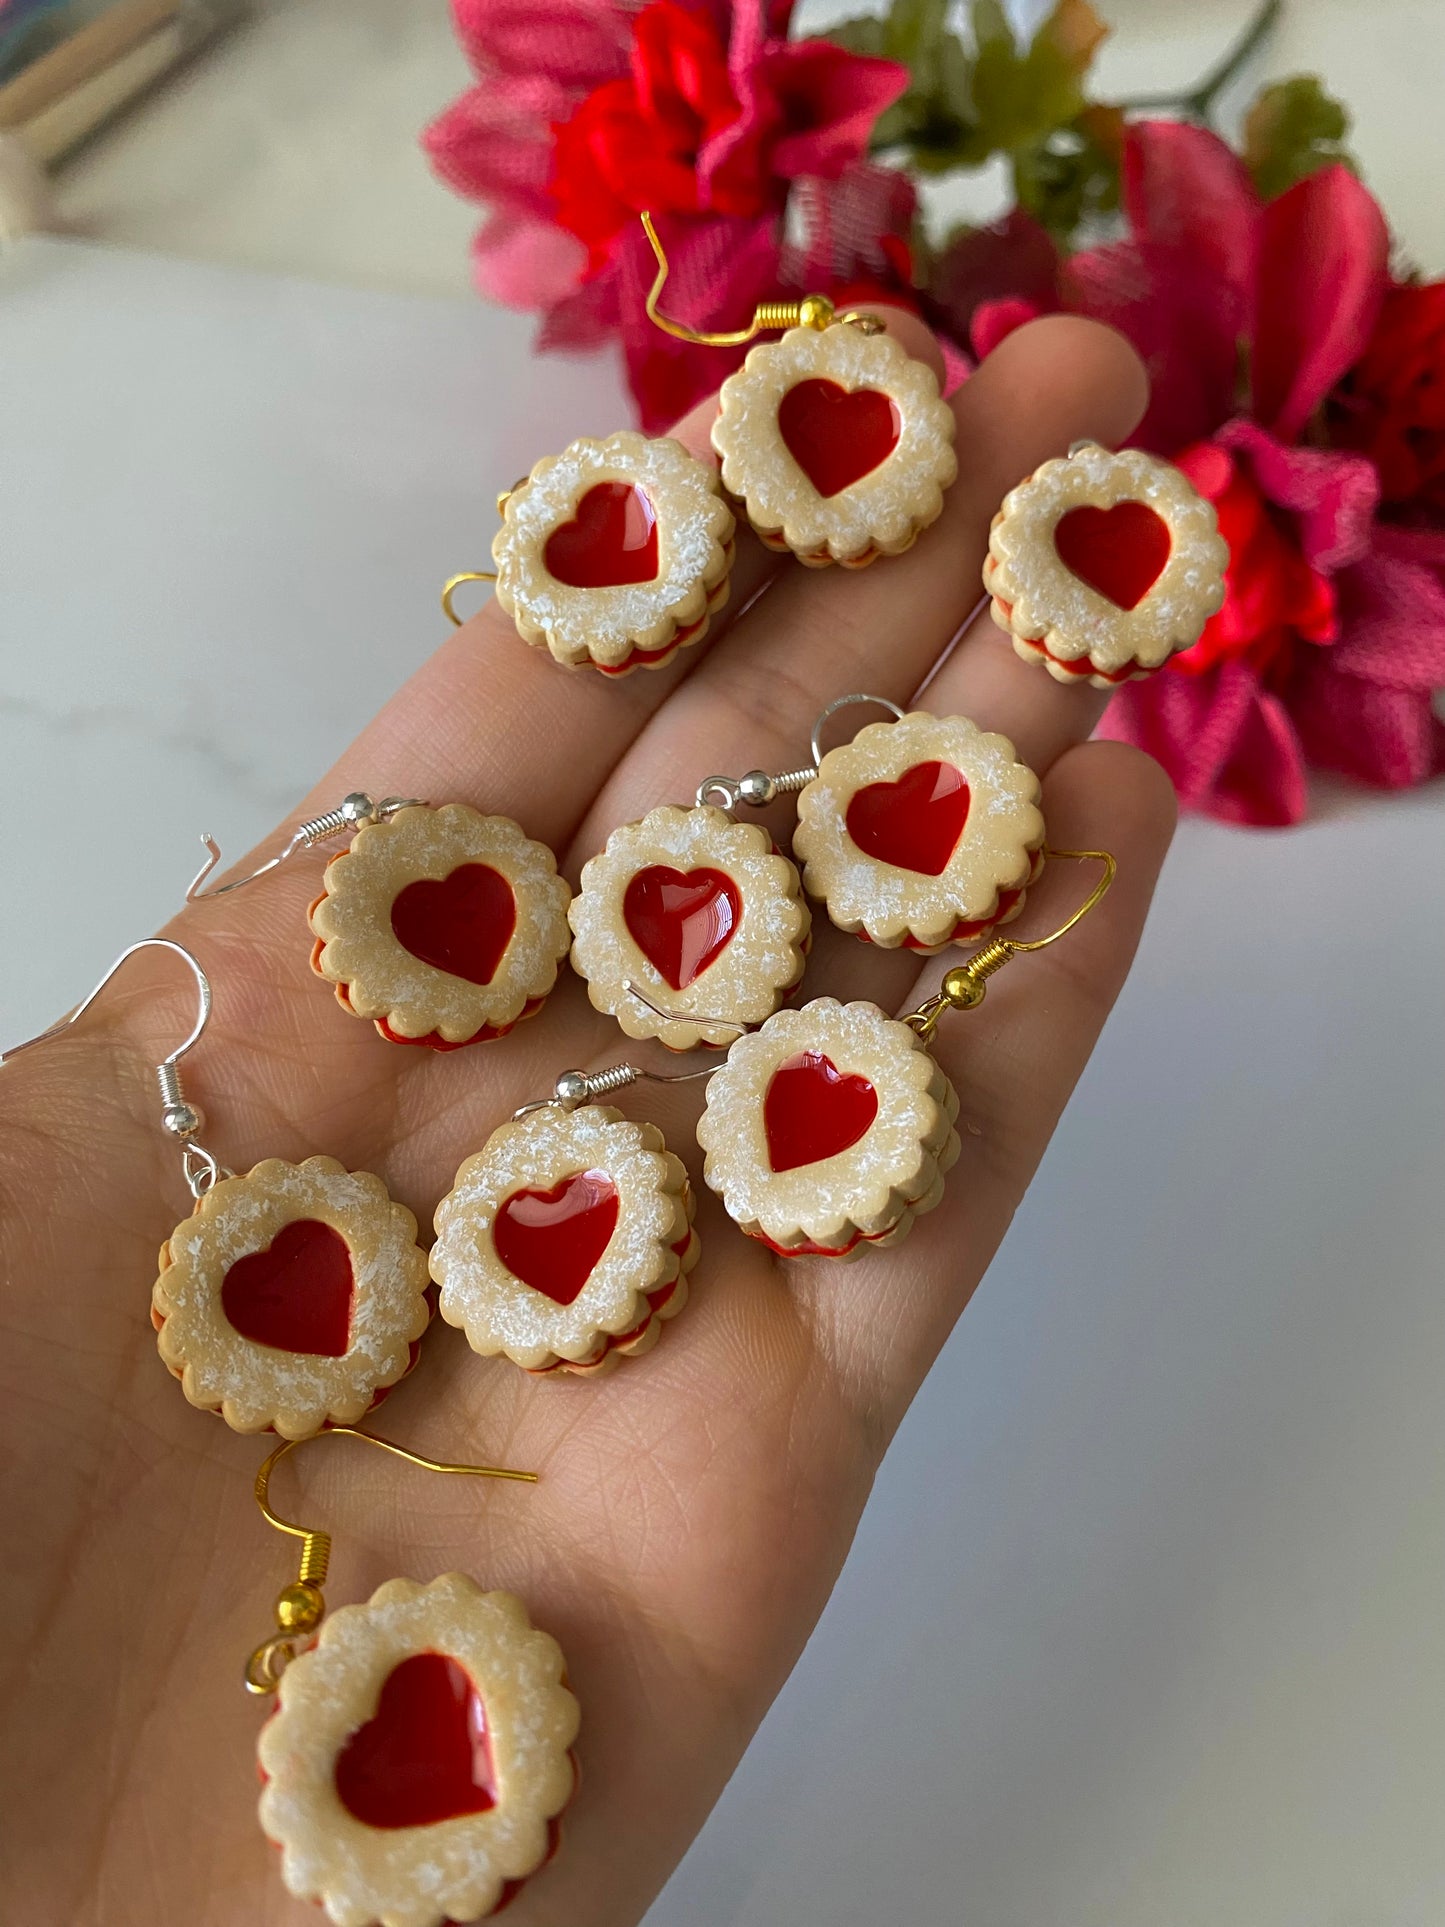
<box><xmin>0</xmin><ymin>313</ymin><xmax>1170</xmax><ymax>1927</ymax></box>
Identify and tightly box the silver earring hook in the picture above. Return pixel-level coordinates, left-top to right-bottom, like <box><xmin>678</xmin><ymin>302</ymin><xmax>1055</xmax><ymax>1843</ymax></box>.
<box><xmin>695</xmin><ymin>692</ymin><xmax>905</xmax><ymax>814</ymax></box>
<box><xmin>513</xmin><ymin>1051</ymin><xmax>717</xmax><ymax>1120</ymax></box>
<box><xmin>807</xmin><ymin>691</ymin><xmax>905</xmax><ymax>770</ymax></box>
<box><xmin>620</xmin><ymin>979</ymin><xmax>749</xmax><ymax>1038</ymax></box>
<box><xmin>2</xmin><ymin>937</ymin><xmax>228</xmax><ymax>1198</ymax></box>
<box><xmin>187</xmin><ymin>792</ymin><xmax>425</xmax><ymax>902</ymax></box>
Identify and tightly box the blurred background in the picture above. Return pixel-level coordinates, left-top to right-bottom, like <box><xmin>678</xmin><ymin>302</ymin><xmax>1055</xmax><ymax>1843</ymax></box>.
<box><xmin>2</xmin><ymin>4</ymin><xmax>1443</xmax><ymax>1924</ymax></box>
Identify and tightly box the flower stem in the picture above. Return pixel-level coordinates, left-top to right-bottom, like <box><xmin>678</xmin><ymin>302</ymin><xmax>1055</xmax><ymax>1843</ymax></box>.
<box><xmin>1117</xmin><ymin>0</ymin><xmax>1282</xmax><ymax>123</ymax></box>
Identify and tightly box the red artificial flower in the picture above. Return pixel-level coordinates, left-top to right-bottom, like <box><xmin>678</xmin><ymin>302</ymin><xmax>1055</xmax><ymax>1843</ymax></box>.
<box><xmin>1168</xmin><ymin>437</ymin><xmax>1338</xmax><ymax>678</ymax></box>
<box><xmin>425</xmin><ymin>0</ymin><xmax>911</xmax><ymax>428</ymax></box>
<box><xmin>972</xmin><ymin>124</ymin><xmax>1445</xmax><ymax>824</ymax></box>
<box><xmin>1329</xmin><ymin>279</ymin><xmax>1445</xmax><ymax>520</ymax></box>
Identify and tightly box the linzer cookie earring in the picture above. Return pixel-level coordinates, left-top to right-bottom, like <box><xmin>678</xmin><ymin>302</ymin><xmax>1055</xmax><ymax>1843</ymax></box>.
<box><xmin>643</xmin><ymin>213</ymin><xmax>956</xmax><ymax>568</ymax></box>
<box><xmin>569</xmin><ymin>795</ymin><xmax>810</xmax><ymax>1052</ymax></box>
<box><xmin>246</xmin><ymin>1427</ymin><xmax>579</xmax><ymax>1926</ymax></box>
<box><xmin>705</xmin><ymin>694</ymin><xmax>1046</xmax><ymax>953</ymax></box>
<box><xmin>1</xmin><ymin>942</ymin><xmax>432</xmax><ymax>1436</ymax></box>
<box><xmin>431</xmin><ymin>1061</ymin><xmax>706</xmax><ymax>1377</ymax></box>
<box><xmin>985</xmin><ymin>440</ymin><xmax>1229</xmax><ymax>684</ymax></box>
<box><xmin>443</xmin><ymin>429</ymin><xmax>735</xmax><ymax>674</ymax></box>
<box><xmin>190</xmin><ymin>792</ymin><xmax>571</xmax><ymax>1049</ymax></box>
<box><xmin>695</xmin><ymin>852</ymin><xmax>1115</xmax><ymax>1258</ymax></box>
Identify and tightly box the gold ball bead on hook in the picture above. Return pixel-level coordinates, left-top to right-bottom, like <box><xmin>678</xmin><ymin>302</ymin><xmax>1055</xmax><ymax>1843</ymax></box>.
<box><xmin>275</xmin><ymin>1581</ymin><xmax>325</xmax><ymax>1633</ymax></box>
<box><xmin>941</xmin><ymin>966</ymin><xmax>986</xmax><ymax>1010</ymax></box>
<box><xmin>798</xmin><ymin>293</ymin><xmax>835</xmax><ymax>332</ymax></box>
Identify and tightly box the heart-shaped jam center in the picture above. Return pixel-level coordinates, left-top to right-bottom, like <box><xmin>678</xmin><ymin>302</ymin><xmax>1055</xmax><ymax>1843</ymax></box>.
<box><xmin>220</xmin><ymin>1218</ymin><xmax>354</xmax><ymax>1357</ymax></box>
<box><xmin>623</xmin><ymin>866</ymin><xmax>742</xmax><ymax>990</ymax></box>
<box><xmin>763</xmin><ymin>1051</ymin><xmax>879</xmax><ymax>1173</ymax></box>
<box><xmin>493</xmin><ymin>1169</ymin><xmax>621</xmax><ymax>1307</ymax></box>
<box><xmin>776</xmin><ymin>380</ymin><xmax>901</xmax><ymax>498</ymax></box>
<box><xmin>544</xmin><ymin>482</ymin><xmax>659</xmax><ymax>588</ymax></box>
<box><xmin>389</xmin><ymin>864</ymin><xmax>516</xmax><ymax>986</ymax></box>
<box><xmin>845</xmin><ymin>761</ymin><xmax>971</xmax><ymax>876</ymax></box>
<box><xmin>1053</xmin><ymin>501</ymin><xmax>1172</xmax><ymax>610</ymax></box>
<box><xmin>334</xmin><ymin>1652</ymin><xmax>497</xmax><ymax>1830</ymax></box>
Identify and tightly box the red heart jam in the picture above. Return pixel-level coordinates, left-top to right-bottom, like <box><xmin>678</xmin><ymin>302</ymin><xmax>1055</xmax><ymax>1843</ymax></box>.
<box><xmin>493</xmin><ymin>1170</ymin><xmax>621</xmax><ymax>1307</ymax></box>
<box><xmin>763</xmin><ymin>1051</ymin><xmax>878</xmax><ymax>1173</ymax></box>
<box><xmin>220</xmin><ymin>1218</ymin><xmax>353</xmax><ymax>1357</ymax></box>
<box><xmin>389</xmin><ymin>864</ymin><xmax>516</xmax><ymax>986</ymax></box>
<box><xmin>334</xmin><ymin>1652</ymin><xmax>496</xmax><ymax>1830</ymax></box>
<box><xmin>623</xmin><ymin>866</ymin><xmax>743</xmax><ymax>990</ymax></box>
<box><xmin>845</xmin><ymin>761</ymin><xmax>971</xmax><ymax>876</ymax></box>
<box><xmin>1053</xmin><ymin>501</ymin><xmax>1171</xmax><ymax>610</ymax></box>
<box><xmin>777</xmin><ymin>380</ymin><xmax>901</xmax><ymax>498</ymax></box>
<box><xmin>544</xmin><ymin>482</ymin><xmax>659</xmax><ymax>588</ymax></box>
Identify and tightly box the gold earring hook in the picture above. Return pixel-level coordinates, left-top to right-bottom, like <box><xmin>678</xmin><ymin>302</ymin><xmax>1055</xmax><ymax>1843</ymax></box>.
<box><xmin>904</xmin><ymin>848</ymin><xmax>1118</xmax><ymax>1043</ymax></box>
<box><xmin>2</xmin><ymin>937</ymin><xmax>227</xmax><ymax>1196</ymax></box>
<box><xmin>641</xmin><ymin>211</ymin><xmax>883</xmax><ymax>348</ymax></box>
<box><xmin>244</xmin><ymin>1425</ymin><xmax>538</xmax><ymax>1695</ymax></box>
<box><xmin>441</xmin><ymin>570</ymin><xmax>498</xmax><ymax>627</ymax></box>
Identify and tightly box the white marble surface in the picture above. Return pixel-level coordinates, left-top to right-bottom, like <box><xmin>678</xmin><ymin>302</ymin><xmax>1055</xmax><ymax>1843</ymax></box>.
<box><xmin>2</xmin><ymin>234</ymin><xmax>1444</xmax><ymax>1925</ymax></box>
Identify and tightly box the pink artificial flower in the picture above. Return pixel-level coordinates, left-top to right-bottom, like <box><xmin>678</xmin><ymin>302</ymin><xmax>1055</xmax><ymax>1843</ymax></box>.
<box><xmin>425</xmin><ymin>0</ymin><xmax>911</xmax><ymax>428</ymax></box>
<box><xmin>973</xmin><ymin>124</ymin><xmax>1445</xmax><ymax>824</ymax></box>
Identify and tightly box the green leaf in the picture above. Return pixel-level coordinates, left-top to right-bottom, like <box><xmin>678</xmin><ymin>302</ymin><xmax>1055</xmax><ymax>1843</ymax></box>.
<box><xmin>1243</xmin><ymin>74</ymin><xmax>1356</xmax><ymax>199</ymax></box>
<box><xmin>826</xmin><ymin>15</ymin><xmax>889</xmax><ymax>59</ymax></box>
<box><xmin>826</xmin><ymin>0</ymin><xmax>1111</xmax><ymax>184</ymax></box>
<box><xmin>1012</xmin><ymin>114</ymin><xmax>1121</xmax><ymax>242</ymax></box>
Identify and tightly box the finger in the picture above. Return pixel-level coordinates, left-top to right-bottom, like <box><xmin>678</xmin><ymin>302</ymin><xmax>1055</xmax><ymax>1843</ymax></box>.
<box><xmin>804</xmin><ymin>739</ymin><xmax>1178</xmax><ymax>1431</ymax></box>
<box><xmin>576</xmin><ymin>315</ymin><xmax>1148</xmax><ymax>879</ymax></box>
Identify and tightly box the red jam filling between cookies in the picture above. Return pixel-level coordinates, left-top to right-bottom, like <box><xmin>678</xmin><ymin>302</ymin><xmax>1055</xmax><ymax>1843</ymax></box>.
<box><xmin>543</xmin><ymin>482</ymin><xmax>660</xmax><ymax>588</ymax></box>
<box><xmin>1052</xmin><ymin>501</ymin><xmax>1171</xmax><ymax>610</ymax></box>
<box><xmin>334</xmin><ymin>1652</ymin><xmax>497</xmax><ymax>1830</ymax></box>
<box><xmin>389</xmin><ymin>863</ymin><xmax>517</xmax><ymax>986</ymax></box>
<box><xmin>220</xmin><ymin>1218</ymin><xmax>354</xmax><ymax>1357</ymax></box>
<box><xmin>493</xmin><ymin>1169</ymin><xmax>621</xmax><ymax>1307</ymax></box>
<box><xmin>776</xmin><ymin>380</ymin><xmax>901</xmax><ymax>498</ymax></box>
<box><xmin>622</xmin><ymin>865</ymin><xmax>743</xmax><ymax>989</ymax></box>
<box><xmin>845</xmin><ymin>761</ymin><xmax>971</xmax><ymax>876</ymax></box>
<box><xmin>763</xmin><ymin>1051</ymin><xmax>879</xmax><ymax>1173</ymax></box>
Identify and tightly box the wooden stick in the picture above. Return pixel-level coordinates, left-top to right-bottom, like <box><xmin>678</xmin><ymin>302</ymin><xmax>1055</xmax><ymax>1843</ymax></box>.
<box><xmin>0</xmin><ymin>0</ymin><xmax>181</xmax><ymax>127</ymax></box>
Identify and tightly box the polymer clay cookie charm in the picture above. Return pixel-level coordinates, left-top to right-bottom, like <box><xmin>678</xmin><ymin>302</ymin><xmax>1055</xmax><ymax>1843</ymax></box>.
<box><xmin>640</xmin><ymin>211</ymin><xmax>955</xmax><ymax>568</ymax></box>
<box><xmin>568</xmin><ymin>801</ymin><xmax>810</xmax><ymax>1052</ymax></box>
<box><xmin>699</xmin><ymin>695</ymin><xmax>1045</xmax><ymax>954</ymax></box>
<box><xmin>190</xmin><ymin>792</ymin><xmax>572</xmax><ymax>1052</ymax></box>
<box><xmin>309</xmin><ymin>802</ymin><xmax>572</xmax><ymax>1049</ymax></box>
<box><xmin>713</xmin><ymin>313</ymin><xmax>956</xmax><ymax>567</ymax></box>
<box><xmin>792</xmin><ymin>707</ymin><xmax>1045</xmax><ymax>952</ymax></box>
<box><xmin>431</xmin><ymin>1070</ymin><xmax>699</xmax><ymax>1375</ymax></box>
<box><xmin>490</xmin><ymin>430</ymin><xmax>735</xmax><ymax>673</ymax></box>
<box><xmin>153</xmin><ymin>1156</ymin><xmax>432</xmax><ymax>1437</ymax></box>
<box><xmin>696</xmin><ymin>998</ymin><xmax>960</xmax><ymax>1258</ymax></box>
<box><xmin>257</xmin><ymin>1571</ymin><xmax>579</xmax><ymax>1925</ymax></box>
<box><xmin>985</xmin><ymin>441</ymin><xmax>1229</xmax><ymax>684</ymax></box>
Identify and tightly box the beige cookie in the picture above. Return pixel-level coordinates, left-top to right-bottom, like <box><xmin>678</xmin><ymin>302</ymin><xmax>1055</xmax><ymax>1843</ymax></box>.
<box><xmin>792</xmin><ymin>711</ymin><xmax>1045</xmax><ymax>952</ymax></box>
<box><xmin>153</xmin><ymin>1156</ymin><xmax>431</xmax><ymax>1438</ymax></box>
<box><xmin>431</xmin><ymin>1102</ymin><xmax>697</xmax><ymax>1374</ymax></box>
<box><xmin>696</xmin><ymin>998</ymin><xmax>960</xmax><ymax>1257</ymax></box>
<box><xmin>309</xmin><ymin>804</ymin><xmax>571</xmax><ymax>1049</ymax></box>
<box><xmin>569</xmin><ymin>804</ymin><xmax>810</xmax><ymax>1052</ymax></box>
<box><xmin>258</xmin><ymin>1571</ymin><xmax>579</xmax><ymax>1927</ymax></box>
<box><xmin>491</xmin><ymin>430</ymin><xmax>734</xmax><ymax>673</ymax></box>
<box><xmin>712</xmin><ymin>322</ymin><xmax>956</xmax><ymax>566</ymax></box>
<box><xmin>985</xmin><ymin>443</ymin><xmax>1228</xmax><ymax>685</ymax></box>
